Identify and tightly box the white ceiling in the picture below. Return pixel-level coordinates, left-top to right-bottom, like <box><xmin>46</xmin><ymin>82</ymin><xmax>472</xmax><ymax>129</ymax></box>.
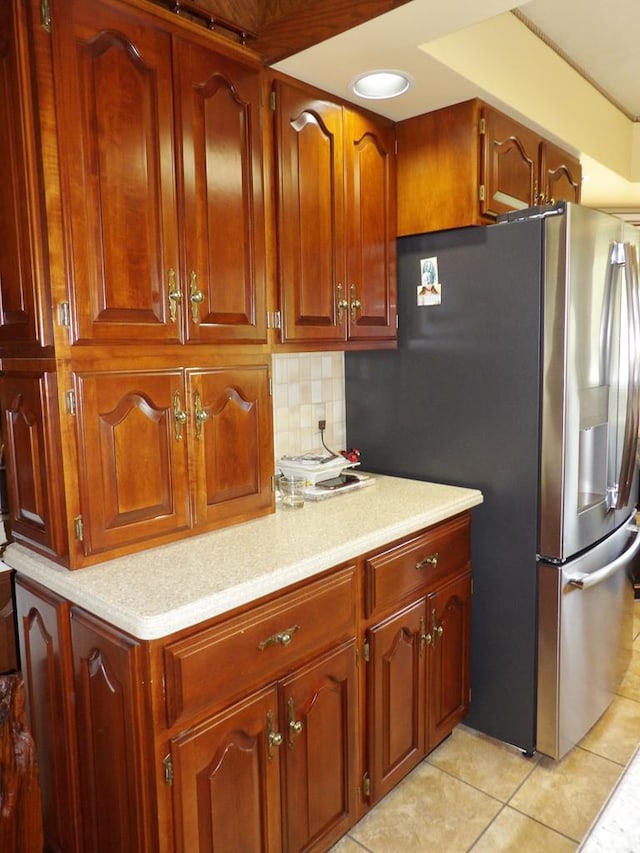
<box><xmin>274</xmin><ymin>0</ymin><xmax>640</xmax><ymax>213</ymax></box>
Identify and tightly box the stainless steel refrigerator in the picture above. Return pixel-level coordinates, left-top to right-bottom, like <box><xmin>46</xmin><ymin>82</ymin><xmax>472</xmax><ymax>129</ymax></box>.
<box><xmin>345</xmin><ymin>202</ymin><xmax>640</xmax><ymax>759</ymax></box>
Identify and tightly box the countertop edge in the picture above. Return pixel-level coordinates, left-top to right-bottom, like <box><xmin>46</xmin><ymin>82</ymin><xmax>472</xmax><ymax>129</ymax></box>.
<box><xmin>4</xmin><ymin>477</ymin><xmax>483</xmax><ymax>640</ymax></box>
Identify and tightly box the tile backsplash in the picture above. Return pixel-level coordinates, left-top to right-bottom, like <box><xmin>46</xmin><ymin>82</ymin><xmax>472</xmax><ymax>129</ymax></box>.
<box><xmin>272</xmin><ymin>352</ymin><xmax>346</xmax><ymax>464</ymax></box>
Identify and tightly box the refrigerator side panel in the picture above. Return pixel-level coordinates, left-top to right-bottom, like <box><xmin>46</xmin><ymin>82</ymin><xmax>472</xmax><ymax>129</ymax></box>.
<box><xmin>540</xmin><ymin>204</ymin><xmax>627</xmax><ymax>561</ymax></box>
<box><xmin>346</xmin><ymin>221</ymin><xmax>544</xmax><ymax>751</ymax></box>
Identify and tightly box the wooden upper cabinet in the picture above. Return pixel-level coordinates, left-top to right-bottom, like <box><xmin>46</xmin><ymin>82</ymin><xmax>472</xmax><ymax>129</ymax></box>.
<box><xmin>274</xmin><ymin>78</ymin><xmax>346</xmax><ymax>345</ymax></box>
<box><xmin>73</xmin><ymin>369</ymin><xmax>191</xmax><ymax>557</ymax></box>
<box><xmin>397</xmin><ymin>98</ymin><xmax>581</xmax><ymax>235</ymax></box>
<box><xmin>185</xmin><ymin>365</ymin><xmax>273</xmax><ymax>527</ymax></box>
<box><xmin>51</xmin><ymin>0</ymin><xmax>266</xmax><ymax>346</ymax></box>
<box><xmin>52</xmin><ymin>0</ymin><xmax>180</xmax><ymax>345</ymax></box>
<box><xmin>539</xmin><ymin>140</ymin><xmax>582</xmax><ymax>205</ymax></box>
<box><xmin>70</xmin><ymin>363</ymin><xmax>272</xmax><ymax>563</ymax></box>
<box><xmin>0</xmin><ymin>0</ymin><xmax>52</xmax><ymax>352</ymax></box>
<box><xmin>175</xmin><ymin>40</ymin><xmax>266</xmax><ymax>344</ymax></box>
<box><xmin>480</xmin><ymin>107</ymin><xmax>540</xmax><ymax>219</ymax></box>
<box><xmin>0</xmin><ymin>366</ymin><xmax>68</xmax><ymax>559</ymax></box>
<box><xmin>274</xmin><ymin>77</ymin><xmax>396</xmax><ymax>348</ymax></box>
<box><xmin>344</xmin><ymin>109</ymin><xmax>397</xmax><ymax>343</ymax></box>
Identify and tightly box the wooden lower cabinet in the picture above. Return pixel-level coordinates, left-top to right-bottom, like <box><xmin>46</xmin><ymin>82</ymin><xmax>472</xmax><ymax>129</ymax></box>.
<box><xmin>426</xmin><ymin>572</ymin><xmax>472</xmax><ymax>750</ymax></box>
<box><xmin>170</xmin><ymin>641</ymin><xmax>357</xmax><ymax>853</ymax></box>
<box><xmin>70</xmin><ymin>608</ymin><xmax>154</xmax><ymax>853</ymax></box>
<box><xmin>15</xmin><ymin>578</ymin><xmax>81</xmax><ymax>853</ymax></box>
<box><xmin>15</xmin><ymin>512</ymin><xmax>472</xmax><ymax>851</ymax></box>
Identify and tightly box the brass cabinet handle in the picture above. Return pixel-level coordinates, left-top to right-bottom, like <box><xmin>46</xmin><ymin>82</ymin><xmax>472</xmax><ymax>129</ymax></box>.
<box><xmin>431</xmin><ymin>607</ymin><xmax>444</xmax><ymax>644</ymax></box>
<box><xmin>193</xmin><ymin>390</ymin><xmax>209</xmax><ymax>440</ymax></box>
<box><xmin>419</xmin><ymin>615</ymin><xmax>432</xmax><ymax>655</ymax></box>
<box><xmin>189</xmin><ymin>271</ymin><xmax>204</xmax><ymax>323</ymax></box>
<box><xmin>337</xmin><ymin>283</ymin><xmax>349</xmax><ymax>322</ymax></box>
<box><xmin>257</xmin><ymin>624</ymin><xmax>300</xmax><ymax>651</ymax></box>
<box><xmin>173</xmin><ymin>390</ymin><xmax>187</xmax><ymax>441</ymax></box>
<box><xmin>267</xmin><ymin>710</ymin><xmax>283</xmax><ymax>761</ymax></box>
<box><xmin>349</xmin><ymin>283</ymin><xmax>361</xmax><ymax>320</ymax></box>
<box><xmin>287</xmin><ymin>697</ymin><xmax>304</xmax><ymax>748</ymax></box>
<box><xmin>167</xmin><ymin>268</ymin><xmax>182</xmax><ymax>322</ymax></box>
<box><xmin>416</xmin><ymin>553</ymin><xmax>439</xmax><ymax>570</ymax></box>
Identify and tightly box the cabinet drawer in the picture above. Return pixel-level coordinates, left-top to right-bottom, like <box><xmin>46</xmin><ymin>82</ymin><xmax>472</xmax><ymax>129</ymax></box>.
<box><xmin>164</xmin><ymin>565</ymin><xmax>357</xmax><ymax>727</ymax></box>
<box><xmin>365</xmin><ymin>514</ymin><xmax>470</xmax><ymax>618</ymax></box>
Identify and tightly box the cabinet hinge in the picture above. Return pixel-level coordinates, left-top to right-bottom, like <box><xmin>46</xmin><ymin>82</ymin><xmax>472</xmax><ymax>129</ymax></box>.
<box><xmin>74</xmin><ymin>515</ymin><xmax>84</xmax><ymax>542</ymax></box>
<box><xmin>362</xmin><ymin>771</ymin><xmax>371</xmax><ymax>799</ymax></box>
<box><xmin>65</xmin><ymin>390</ymin><xmax>76</xmax><ymax>416</ymax></box>
<box><xmin>479</xmin><ymin>117</ymin><xmax>486</xmax><ymax>135</ymax></box>
<box><xmin>270</xmin><ymin>90</ymin><xmax>276</xmax><ymax>112</ymax></box>
<box><xmin>40</xmin><ymin>0</ymin><xmax>51</xmax><ymax>31</ymax></box>
<box><xmin>479</xmin><ymin>184</ymin><xmax>485</xmax><ymax>202</ymax></box>
<box><xmin>267</xmin><ymin>310</ymin><xmax>281</xmax><ymax>329</ymax></box>
<box><xmin>163</xmin><ymin>754</ymin><xmax>174</xmax><ymax>787</ymax></box>
<box><xmin>394</xmin><ymin>136</ymin><xmax>398</xmax><ymax>155</ymax></box>
<box><xmin>395</xmin><ymin>313</ymin><xmax>399</xmax><ymax>330</ymax></box>
<box><xmin>362</xmin><ymin>640</ymin><xmax>370</xmax><ymax>663</ymax></box>
<box><xmin>58</xmin><ymin>301</ymin><xmax>71</xmax><ymax>327</ymax></box>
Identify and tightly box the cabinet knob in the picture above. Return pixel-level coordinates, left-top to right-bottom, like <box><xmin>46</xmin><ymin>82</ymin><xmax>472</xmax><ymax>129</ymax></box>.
<box><xmin>267</xmin><ymin>710</ymin><xmax>283</xmax><ymax>761</ymax></box>
<box><xmin>349</xmin><ymin>284</ymin><xmax>361</xmax><ymax>321</ymax></box>
<box><xmin>173</xmin><ymin>390</ymin><xmax>188</xmax><ymax>441</ymax></box>
<box><xmin>337</xmin><ymin>283</ymin><xmax>349</xmax><ymax>321</ymax></box>
<box><xmin>287</xmin><ymin>697</ymin><xmax>304</xmax><ymax>748</ymax></box>
<box><xmin>189</xmin><ymin>271</ymin><xmax>205</xmax><ymax>324</ymax></box>
<box><xmin>419</xmin><ymin>615</ymin><xmax>432</xmax><ymax>655</ymax></box>
<box><xmin>193</xmin><ymin>390</ymin><xmax>210</xmax><ymax>440</ymax></box>
<box><xmin>167</xmin><ymin>268</ymin><xmax>182</xmax><ymax>323</ymax></box>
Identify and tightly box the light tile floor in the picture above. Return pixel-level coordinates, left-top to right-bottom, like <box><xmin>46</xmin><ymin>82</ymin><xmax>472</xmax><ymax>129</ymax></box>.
<box><xmin>333</xmin><ymin>601</ymin><xmax>640</xmax><ymax>853</ymax></box>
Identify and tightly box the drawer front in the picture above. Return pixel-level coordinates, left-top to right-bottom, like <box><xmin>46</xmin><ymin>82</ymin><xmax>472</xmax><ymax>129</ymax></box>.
<box><xmin>365</xmin><ymin>513</ymin><xmax>470</xmax><ymax>619</ymax></box>
<box><xmin>164</xmin><ymin>564</ymin><xmax>357</xmax><ymax>728</ymax></box>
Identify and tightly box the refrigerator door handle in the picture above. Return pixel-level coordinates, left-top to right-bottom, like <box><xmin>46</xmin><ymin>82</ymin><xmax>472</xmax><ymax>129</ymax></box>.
<box><xmin>614</xmin><ymin>242</ymin><xmax>640</xmax><ymax>510</ymax></box>
<box><xmin>567</xmin><ymin>522</ymin><xmax>640</xmax><ymax>589</ymax></box>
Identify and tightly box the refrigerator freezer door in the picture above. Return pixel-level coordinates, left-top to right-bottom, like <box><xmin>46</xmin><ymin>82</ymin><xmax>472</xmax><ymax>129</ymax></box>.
<box><xmin>540</xmin><ymin>204</ymin><xmax>640</xmax><ymax>562</ymax></box>
<box><xmin>536</xmin><ymin>516</ymin><xmax>637</xmax><ymax>759</ymax></box>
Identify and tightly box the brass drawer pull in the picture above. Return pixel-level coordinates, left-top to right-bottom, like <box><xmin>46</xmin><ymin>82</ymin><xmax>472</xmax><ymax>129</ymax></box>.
<box><xmin>416</xmin><ymin>552</ymin><xmax>439</xmax><ymax>570</ymax></box>
<box><xmin>257</xmin><ymin>624</ymin><xmax>300</xmax><ymax>651</ymax></box>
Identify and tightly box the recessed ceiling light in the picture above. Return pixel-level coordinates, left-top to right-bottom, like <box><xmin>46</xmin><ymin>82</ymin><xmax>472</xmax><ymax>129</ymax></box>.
<box><xmin>350</xmin><ymin>70</ymin><xmax>412</xmax><ymax>100</ymax></box>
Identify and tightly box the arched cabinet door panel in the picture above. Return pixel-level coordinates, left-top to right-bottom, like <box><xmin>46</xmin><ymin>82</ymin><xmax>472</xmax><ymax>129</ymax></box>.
<box><xmin>51</xmin><ymin>0</ymin><xmax>180</xmax><ymax>344</ymax></box>
<box><xmin>0</xmin><ymin>368</ymin><xmax>67</xmax><ymax>558</ymax></box>
<box><xmin>186</xmin><ymin>365</ymin><xmax>273</xmax><ymax>527</ymax></box>
<box><xmin>176</xmin><ymin>39</ymin><xmax>266</xmax><ymax>344</ymax></box>
<box><xmin>73</xmin><ymin>369</ymin><xmax>191</xmax><ymax>556</ymax></box>
<box><xmin>274</xmin><ymin>78</ymin><xmax>346</xmax><ymax>344</ymax></box>
<box><xmin>481</xmin><ymin>107</ymin><xmax>539</xmax><ymax>218</ymax></box>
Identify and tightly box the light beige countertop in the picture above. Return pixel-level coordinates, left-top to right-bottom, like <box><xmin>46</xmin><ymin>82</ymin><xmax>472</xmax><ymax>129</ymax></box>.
<box><xmin>2</xmin><ymin>475</ymin><xmax>482</xmax><ymax>641</ymax></box>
